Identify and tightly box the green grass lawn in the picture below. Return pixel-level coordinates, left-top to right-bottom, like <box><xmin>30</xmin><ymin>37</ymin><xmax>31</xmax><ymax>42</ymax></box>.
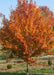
<box><xmin>0</xmin><ymin>68</ymin><xmax>54</xmax><ymax>75</ymax></box>
<box><xmin>0</xmin><ymin>63</ymin><xmax>26</xmax><ymax>69</ymax></box>
<box><xmin>0</xmin><ymin>61</ymin><xmax>54</xmax><ymax>69</ymax></box>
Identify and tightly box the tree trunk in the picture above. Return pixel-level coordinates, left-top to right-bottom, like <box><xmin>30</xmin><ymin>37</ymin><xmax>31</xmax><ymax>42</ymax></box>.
<box><xmin>27</xmin><ymin>62</ymin><xmax>29</xmax><ymax>75</ymax></box>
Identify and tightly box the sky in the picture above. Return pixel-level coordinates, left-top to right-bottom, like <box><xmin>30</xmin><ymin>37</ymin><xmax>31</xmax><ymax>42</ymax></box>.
<box><xmin>0</xmin><ymin>0</ymin><xmax>54</xmax><ymax>26</ymax></box>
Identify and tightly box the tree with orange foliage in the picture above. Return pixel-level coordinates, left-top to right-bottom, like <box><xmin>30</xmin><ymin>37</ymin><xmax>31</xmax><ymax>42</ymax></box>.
<box><xmin>0</xmin><ymin>0</ymin><xmax>54</xmax><ymax>74</ymax></box>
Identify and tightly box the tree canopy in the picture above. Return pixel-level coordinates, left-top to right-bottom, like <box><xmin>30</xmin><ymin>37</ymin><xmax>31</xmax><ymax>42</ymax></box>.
<box><xmin>0</xmin><ymin>0</ymin><xmax>54</xmax><ymax>63</ymax></box>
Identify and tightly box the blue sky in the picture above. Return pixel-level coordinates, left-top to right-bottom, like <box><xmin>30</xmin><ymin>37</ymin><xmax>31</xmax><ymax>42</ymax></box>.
<box><xmin>0</xmin><ymin>0</ymin><xmax>54</xmax><ymax>21</ymax></box>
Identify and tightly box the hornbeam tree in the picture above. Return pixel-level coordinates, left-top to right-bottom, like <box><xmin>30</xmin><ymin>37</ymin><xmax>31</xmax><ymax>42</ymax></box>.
<box><xmin>0</xmin><ymin>0</ymin><xmax>54</xmax><ymax>74</ymax></box>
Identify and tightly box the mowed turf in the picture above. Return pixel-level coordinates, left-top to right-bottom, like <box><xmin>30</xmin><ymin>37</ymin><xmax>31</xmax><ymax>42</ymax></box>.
<box><xmin>0</xmin><ymin>68</ymin><xmax>54</xmax><ymax>75</ymax></box>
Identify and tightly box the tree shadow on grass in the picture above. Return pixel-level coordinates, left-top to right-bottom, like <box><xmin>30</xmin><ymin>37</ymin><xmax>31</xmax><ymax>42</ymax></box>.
<box><xmin>0</xmin><ymin>72</ymin><xmax>26</xmax><ymax>75</ymax></box>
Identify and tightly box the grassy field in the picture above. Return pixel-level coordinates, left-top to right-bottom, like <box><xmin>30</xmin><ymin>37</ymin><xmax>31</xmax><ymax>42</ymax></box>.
<box><xmin>0</xmin><ymin>59</ymin><xmax>54</xmax><ymax>75</ymax></box>
<box><xmin>0</xmin><ymin>47</ymin><xmax>54</xmax><ymax>75</ymax></box>
<box><xmin>0</xmin><ymin>57</ymin><xmax>54</xmax><ymax>69</ymax></box>
<box><xmin>0</xmin><ymin>60</ymin><xmax>54</xmax><ymax>69</ymax></box>
<box><xmin>0</xmin><ymin>63</ymin><xmax>26</xmax><ymax>69</ymax></box>
<box><xmin>0</xmin><ymin>68</ymin><xmax>54</xmax><ymax>75</ymax></box>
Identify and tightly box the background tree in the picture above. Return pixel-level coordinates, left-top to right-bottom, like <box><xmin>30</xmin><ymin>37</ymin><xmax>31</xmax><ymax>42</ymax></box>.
<box><xmin>0</xmin><ymin>0</ymin><xmax>54</xmax><ymax>74</ymax></box>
